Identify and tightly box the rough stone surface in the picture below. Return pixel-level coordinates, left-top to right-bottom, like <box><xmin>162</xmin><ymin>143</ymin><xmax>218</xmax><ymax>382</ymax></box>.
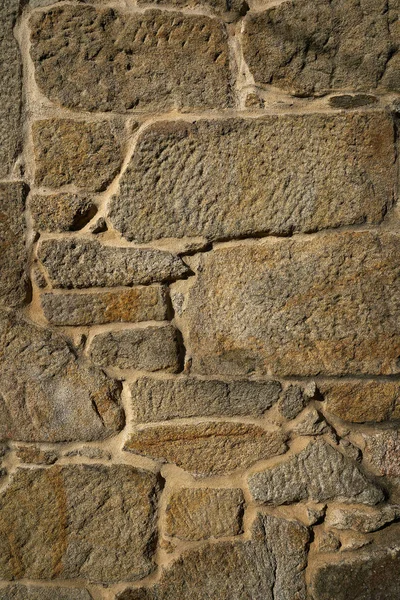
<box><xmin>243</xmin><ymin>0</ymin><xmax>400</xmax><ymax>96</ymax></box>
<box><xmin>30</xmin><ymin>6</ymin><xmax>230</xmax><ymax>113</ymax></box>
<box><xmin>136</xmin><ymin>0</ymin><xmax>247</xmax><ymax>19</ymax></box>
<box><xmin>109</xmin><ymin>113</ymin><xmax>395</xmax><ymax>243</ymax></box>
<box><xmin>363</xmin><ymin>431</ymin><xmax>400</xmax><ymax>476</ymax></box>
<box><xmin>130</xmin><ymin>376</ymin><xmax>281</xmax><ymax>422</ymax></box>
<box><xmin>33</xmin><ymin>119</ymin><xmax>122</xmax><ymax>191</ymax></box>
<box><xmin>325</xmin><ymin>505</ymin><xmax>400</xmax><ymax>533</ymax></box>
<box><xmin>248</xmin><ymin>440</ymin><xmax>383</xmax><ymax>505</ymax></box>
<box><xmin>176</xmin><ymin>231</ymin><xmax>400</xmax><ymax>377</ymax></box>
<box><xmin>329</xmin><ymin>94</ymin><xmax>378</xmax><ymax>109</ymax></box>
<box><xmin>0</xmin><ymin>182</ymin><xmax>29</xmax><ymax>309</ymax></box>
<box><xmin>41</xmin><ymin>286</ymin><xmax>168</xmax><ymax>326</ymax></box>
<box><xmin>165</xmin><ymin>488</ymin><xmax>244</xmax><ymax>540</ymax></box>
<box><xmin>0</xmin><ymin>310</ymin><xmax>124</xmax><ymax>442</ymax></box>
<box><xmin>0</xmin><ymin>586</ymin><xmax>92</xmax><ymax>600</ymax></box>
<box><xmin>38</xmin><ymin>239</ymin><xmax>189</xmax><ymax>288</ymax></box>
<box><xmin>90</xmin><ymin>325</ymin><xmax>180</xmax><ymax>372</ymax></box>
<box><xmin>30</xmin><ymin>194</ymin><xmax>97</xmax><ymax>232</ymax></box>
<box><xmin>16</xmin><ymin>445</ymin><xmax>58</xmax><ymax>465</ymax></box>
<box><xmin>278</xmin><ymin>385</ymin><xmax>307</xmax><ymax>420</ymax></box>
<box><xmin>0</xmin><ymin>465</ymin><xmax>160</xmax><ymax>582</ymax></box>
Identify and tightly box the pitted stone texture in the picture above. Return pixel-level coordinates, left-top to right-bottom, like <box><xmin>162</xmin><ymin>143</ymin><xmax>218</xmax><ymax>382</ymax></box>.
<box><xmin>165</xmin><ymin>488</ymin><xmax>244</xmax><ymax>540</ymax></box>
<box><xmin>0</xmin><ymin>310</ymin><xmax>124</xmax><ymax>442</ymax></box>
<box><xmin>136</xmin><ymin>0</ymin><xmax>246</xmax><ymax>18</ymax></box>
<box><xmin>38</xmin><ymin>239</ymin><xmax>189</xmax><ymax>288</ymax></box>
<box><xmin>30</xmin><ymin>194</ymin><xmax>97</xmax><ymax>232</ymax></box>
<box><xmin>1</xmin><ymin>586</ymin><xmax>92</xmax><ymax>600</ymax></box>
<box><xmin>363</xmin><ymin>431</ymin><xmax>400</xmax><ymax>476</ymax></box>
<box><xmin>248</xmin><ymin>440</ymin><xmax>383</xmax><ymax>506</ymax></box>
<box><xmin>90</xmin><ymin>325</ymin><xmax>180</xmax><ymax>372</ymax></box>
<box><xmin>30</xmin><ymin>6</ymin><xmax>230</xmax><ymax>113</ymax></box>
<box><xmin>16</xmin><ymin>446</ymin><xmax>58</xmax><ymax>465</ymax></box>
<box><xmin>176</xmin><ymin>232</ymin><xmax>400</xmax><ymax>377</ymax></box>
<box><xmin>321</xmin><ymin>380</ymin><xmax>400</xmax><ymax>423</ymax></box>
<box><xmin>278</xmin><ymin>385</ymin><xmax>307</xmax><ymax>420</ymax></box>
<box><xmin>243</xmin><ymin>0</ymin><xmax>400</xmax><ymax>96</ymax></box>
<box><xmin>326</xmin><ymin>505</ymin><xmax>400</xmax><ymax>533</ymax></box>
<box><xmin>125</xmin><ymin>422</ymin><xmax>287</xmax><ymax>475</ymax></box>
<box><xmin>41</xmin><ymin>287</ymin><xmax>168</xmax><ymax>326</ymax></box>
<box><xmin>33</xmin><ymin>120</ymin><xmax>122</xmax><ymax>191</ymax></box>
<box><xmin>0</xmin><ymin>1</ymin><xmax>22</xmax><ymax>178</ymax></box>
<box><xmin>0</xmin><ymin>183</ymin><xmax>28</xmax><ymax>309</ymax></box>
<box><xmin>109</xmin><ymin>113</ymin><xmax>394</xmax><ymax>243</ymax></box>
<box><xmin>130</xmin><ymin>376</ymin><xmax>281</xmax><ymax>422</ymax></box>
<box><xmin>0</xmin><ymin>465</ymin><xmax>160</xmax><ymax>582</ymax></box>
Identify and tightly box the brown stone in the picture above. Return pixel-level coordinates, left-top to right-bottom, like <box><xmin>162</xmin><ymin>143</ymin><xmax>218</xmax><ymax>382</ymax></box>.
<box><xmin>165</xmin><ymin>488</ymin><xmax>244</xmax><ymax>540</ymax></box>
<box><xmin>0</xmin><ymin>465</ymin><xmax>161</xmax><ymax>582</ymax></box>
<box><xmin>41</xmin><ymin>286</ymin><xmax>168</xmax><ymax>326</ymax></box>
<box><xmin>137</xmin><ymin>0</ymin><xmax>247</xmax><ymax>19</ymax></box>
<box><xmin>16</xmin><ymin>446</ymin><xmax>58</xmax><ymax>465</ymax></box>
<box><xmin>33</xmin><ymin>119</ymin><xmax>122</xmax><ymax>191</ymax></box>
<box><xmin>124</xmin><ymin>422</ymin><xmax>287</xmax><ymax>475</ymax></box>
<box><xmin>30</xmin><ymin>194</ymin><xmax>97</xmax><ymax>232</ymax></box>
<box><xmin>30</xmin><ymin>6</ymin><xmax>230</xmax><ymax>112</ymax></box>
<box><xmin>1</xmin><ymin>586</ymin><xmax>92</xmax><ymax>600</ymax></box>
<box><xmin>175</xmin><ymin>231</ymin><xmax>400</xmax><ymax>377</ymax></box>
<box><xmin>109</xmin><ymin>113</ymin><xmax>395</xmax><ymax>243</ymax></box>
<box><xmin>363</xmin><ymin>431</ymin><xmax>400</xmax><ymax>477</ymax></box>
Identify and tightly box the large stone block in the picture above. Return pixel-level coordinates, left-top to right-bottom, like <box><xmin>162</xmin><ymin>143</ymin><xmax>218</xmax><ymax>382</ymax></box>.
<box><xmin>1</xmin><ymin>586</ymin><xmax>92</xmax><ymax>600</ymax></box>
<box><xmin>175</xmin><ymin>231</ymin><xmax>400</xmax><ymax>377</ymax></box>
<box><xmin>109</xmin><ymin>113</ymin><xmax>395</xmax><ymax>243</ymax></box>
<box><xmin>30</xmin><ymin>6</ymin><xmax>230</xmax><ymax>112</ymax></box>
<box><xmin>0</xmin><ymin>465</ymin><xmax>161</xmax><ymax>582</ymax></box>
<box><xmin>243</xmin><ymin>0</ymin><xmax>400</xmax><ymax>96</ymax></box>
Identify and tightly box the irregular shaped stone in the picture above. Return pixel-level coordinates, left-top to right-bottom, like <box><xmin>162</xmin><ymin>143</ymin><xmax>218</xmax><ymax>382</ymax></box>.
<box><xmin>321</xmin><ymin>380</ymin><xmax>400</xmax><ymax>423</ymax></box>
<box><xmin>243</xmin><ymin>0</ymin><xmax>400</xmax><ymax>96</ymax></box>
<box><xmin>291</xmin><ymin>409</ymin><xmax>329</xmax><ymax>436</ymax></box>
<box><xmin>41</xmin><ymin>286</ymin><xmax>168</xmax><ymax>326</ymax></box>
<box><xmin>130</xmin><ymin>376</ymin><xmax>281</xmax><ymax>422</ymax></box>
<box><xmin>0</xmin><ymin>1</ymin><xmax>22</xmax><ymax>177</ymax></box>
<box><xmin>248</xmin><ymin>440</ymin><xmax>383</xmax><ymax>505</ymax></box>
<box><xmin>30</xmin><ymin>6</ymin><xmax>230</xmax><ymax>112</ymax></box>
<box><xmin>0</xmin><ymin>182</ymin><xmax>29</xmax><ymax>309</ymax></box>
<box><xmin>109</xmin><ymin>113</ymin><xmax>394</xmax><ymax>243</ymax></box>
<box><xmin>16</xmin><ymin>446</ymin><xmax>58</xmax><ymax>465</ymax></box>
<box><xmin>38</xmin><ymin>239</ymin><xmax>189</xmax><ymax>288</ymax></box>
<box><xmin>1</xmin><ymin>586</ymin><xmax>92</xmax><ymax>600</ymax></box>
<box><xmin>90</xmin><ymin>325</ymin><xmax>180</xmax><ymax>372</ymax></box>
<box><xmin>165</xmin><ymin>488</ymin><xmax>244</xmax><ymax>540</ymax></box>
<box><xmin>33</xmin><ymin>119</ymin><xmax>122</xmax><ymax>191</ymax></box>
<box><xmin>175</xmin><ymin>231</ymin><xmax>400</xmax><ymax>376</ymax></box>
<box><xmin>0</xmin><ymin>310</ymin><xmax>124</xmax><ymax>442</ymax></box>
<box><xmin>278</xmin><ymin>385</ymin><xmax>307</xmax><ymax>420</ymax></box>
<box><xmin>125</xmin><ymin>422</ymin><xmax>287</xmax><ymax>475</ymax></box>
<box><xmin>0</xmin><ymin>465</ymin><xmax>160</xmax><ymax>582</ymax></box>
<box><xmin>30</xmin><ymin>193</ymin><xmax>97</xmax><ymax>232</ymax></box>
<box><xmin>329</xmin><ymin>94</ymin><xmax>378</xmax><ymax>109</ymax></box>
<box><xmin>363</xmin><ymin>431</ymin><xmax>400</xmax><ymax>476</ymax></box>
<box><xmin>326</xmin><ymin>505</ymin><xmax>400</xmax><ymax>533</ymax></box>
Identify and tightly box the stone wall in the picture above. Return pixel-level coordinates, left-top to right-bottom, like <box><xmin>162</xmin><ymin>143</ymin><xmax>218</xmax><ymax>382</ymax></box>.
<box><xmin>0</xmin><ymin>0</ymin><xmax>400</xmax><ymax>598</ymax></box>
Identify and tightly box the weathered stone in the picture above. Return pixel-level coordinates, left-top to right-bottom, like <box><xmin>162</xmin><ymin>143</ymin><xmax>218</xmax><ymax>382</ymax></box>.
<box><xmin>315</xmin><ymin>529</ymin><xmax>341</xmax><ymax>552</ymax></box>
<box><xmin>321</xmin><ymin>380</ymin><xmax>400</xmax><ymax>423</ymax></box>
<box><xmin>363</xmin><ymin>431</ymin><xmax>400</xmax><ymax>476</ymax></box>
<box><xmin>278</xmin><ymin>385</ymin><xmax>307</xmax><ymax>420</ymax></box>
<box><xmin>0</xmin><ymin>182</ymin><xmax>29</xmax><ymax>309</ymax></box>
<box><xmin>0</xmin><ymin>585</ymin><xmax>92</xmax><ymax>600</ymax></box>
<box><xmin>243</xmin><ymin>0</ymin><xmax>400</xmax><ymax>96</ymax></box>
<box><xmin>329</xmin><ymin>94</ymin><xmax>378</xmax><ymax>108</ymax></box>
<box><xmin>16</xmin><ymin>446</ymin><xmax>58</xmax><ymax>465</ymax></box>
<box><xmin>130</xmin><ymin>376</ymin><xmax>281</xmax><ymax>422</ymax></box>
<box><xmin>90</xmin><ymin>325</ymin><xmax>180</xmax><ymax>372</ymax></box>
<box><xmin>291</xmin><ymin>409</ymin><xmax>329</xmax><ymax>436</ymax></box>
<box><xmin>38</xmin><ymin>239</ymin><xmax>189</xmax><ymax>288</ymax></box>
<box><xmin>175</xmin><ymin>231</ymin><xmax>400</xmax><ymax>377</ymax></box>
<box><xmin>41</xmin><ymin>287</ymin><xmax>168</xmax><ymax>326</ymax></box>
<box><xmin>0</xmin><ymin>310</ymin><xmax>124</xmax><ymax>442</ymax></box>
<box><xmin>33</xmin><ymin>120</ymin><xmax>122</xmax><ymax>191</ymax></box>
<box><xmin>340</xmin><ymin>533</ymin><xmax>371</xmax><ymax>552</ymax></box>
<box><xmin>30</xmin><ymin>6</ymin><xmax>230</xmax><ymax>113</ymax></box>
<box><xmin>109</xmin><ymin>113</ymin><xmax>395</xmax><ymax>243</ymax></box>
<box><xmin>137</xmin><ymin>0</ymin><xmax>247</xmax><ymax>19</ymax></box>
<box><xmin>64</xmin><ymin>447</ymin><xmax>111</xmax><ymax>461</ymax></box>
<box><xmin>125</xmin><ymin>422</ymin><xmax>287</xmax><ymax>475</ymax></box>
<box><xmin>30</xmin><ymin>194</ymin><xmax>97</xmax><ymax>232</ymax></box>
<box><xmin>165</xmin><ymin>488</ymin><xmax>244</xmax><ymax>540</ymax></box>
<box><xmin>326</xmin><ymin>505</ymin><xmax>400</xmax><ymax>533</ymax></box>
<box><xmin>248</xmin><ymin>440</ymin><xmax>383</xmax><ymax>505</ymax></box>
<box><xmin>0</xmin><ymin>465</ymin><xmax>160</xmax><ymax>582</ymax></box>
<box><xmin>0</xmin><ymin>1</ymin><xmax>22</xmax><ymax>178</ymax></box>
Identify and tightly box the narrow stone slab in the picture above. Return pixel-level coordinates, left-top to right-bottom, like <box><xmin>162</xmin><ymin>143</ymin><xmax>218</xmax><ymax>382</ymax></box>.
<box><xmin>38</xmin><ymin>239</ymin><xmax>189</xmax><ymax>288</ymax></box>
<box><xmin>175</xmin><ymin>231</ymin><xmax>400</xmax><ymax>377</ymax></box>
<box><xmin>325</xmin><ymin>505</ymin><xmax>400</xmax><ymax>533</ymax></box>
<box><xmin>130</xmin><ymin>376</ymin><xmax>281</xmax><ymax>422</ymax></box>
<box><xmin>0</xmin><ymin>465</ymin><xmax>161</xmax><ymax>582</ymax></box>
<box><xmin>1</xmin><ymin>585</ymin><xmax>92</xmax><ymax>600</ymax></box>
<box><xmin>41</xmin><ymin>287</ymin><xmax>168</xmax><ymax>326</ymax></box>
<box><xmin>110</xmin><ymin>113</ymin><xmax>395</xmax><ymax>243</ymax></box>
<box><xmin>30</xmin><ymin>6</ymin><xmax>230</xmax><ymax>112</ymax></box>
<box><xmin>30</xmin><ymin>193</ymin><xmax>97</xmax><ymax>232</ymax></box>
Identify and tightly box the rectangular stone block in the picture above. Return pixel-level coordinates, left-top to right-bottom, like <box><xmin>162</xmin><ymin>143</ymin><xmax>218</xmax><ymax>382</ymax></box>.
<box><xmin>175</xmin><ymin>231</ymin><xmax>400</xmax><ymax>377</ymax></box>
<box><xmin>109</xmin><ymin>113</ymin><xmax>395</xmax><ymax>243</ymax></box>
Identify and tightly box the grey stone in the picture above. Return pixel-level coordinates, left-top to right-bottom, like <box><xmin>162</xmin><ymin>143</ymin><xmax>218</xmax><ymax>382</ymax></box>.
<box><xmin>108</xmin><ymin>113</ymin><xmax>395</xmax><ymax>243</ymax></box>
<box><xmin>64</xmin><ymin>447</ymin><xmax>111</xmax><ymax>461</ymax></box>
<box><xmin>278</xmin><ymin>385</ymin><xmax>307</xmax><ymax>420</ymax></box>
<box><xmin>363</xmin><ymin>431</ymin><xmax>400</xmax><ymax>476</ymax></box>
<box><xmin>30</xmin><ymin>6</ymin><xmax>230</xmax><ymax>113</ymax></box>
<box><xmin>30</xmin><ymin>194</ymin><xmax>97</xmax><ymax>232</ymax></box>
<box><xmin>16</xmin><ymin>446</ymin><xmax>58</xmax><ymax>465</ymax></box>
<box><xmin>329</xmin><ymin>94</ymin><xmax>378</xmax><ymax>108</ymax></box>
<box><xmin>248</xmin><ymin>440</ymin><xmax>384</xmax><ymax>505</ymax></box>
<box><xmin>0</xmin><ymin>586</ymin><xmax>92</xmax><ymax>600</ymax></box>
<box><xmin>325</xmin><ymin>505</ymin><xmax>400</xmax><ymax>533</ymax></box>
<box><xmin>291</xmin><ymin>409</ymin><xmax>329</xmax><ymax>436</ymax></box>
<box><xmin>38</xmin><ymin>238</ymin><xmax>189</xmax><ymax>288</ymax></box>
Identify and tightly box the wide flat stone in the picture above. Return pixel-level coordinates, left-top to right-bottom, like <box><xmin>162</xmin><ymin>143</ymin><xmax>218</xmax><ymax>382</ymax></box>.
<box><xmin>30</xmin><ymin>6</ymin><xmax>230</xmax><ymax>112</ymax></box>
<box><xmin>0</xmin><ymin>465</ymin><xmax>160</xmax><ymax>582</ymax></box>
<box><xmin>109</xmin><ymin>113</ymin><xmax>395</xmax><ymax>243</ymax></box>
<box><xmin>30</xmin><ymin>193</ymin><xmax>97</xmax><ymax>232</ymax></box>
<box><xmin>1</xmin><ymin>585</ymin><xmax>92</xmax><ymax>600</ymax></box>
<box><xmin>175</xmin><ymin>231</ymin><xmax>400</xmax><ymax>377</ymax></box>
